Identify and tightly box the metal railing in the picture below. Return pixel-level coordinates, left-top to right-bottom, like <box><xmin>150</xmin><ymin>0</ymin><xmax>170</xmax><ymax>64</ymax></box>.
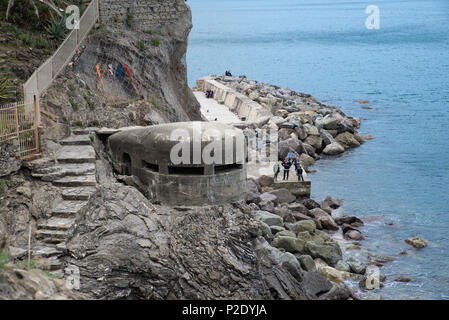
<box><xmin>0</xmin><ymin>99</ymin><xmax>39</xmax><ymax>159</ymax></box>
<box><xmin>0</xmin><ymin>0</ymin><xmax>100</xmax><ymax>159</ymax></box>
<box><xmin>23</xmin><ymin>0</ymin><xmax>100</xmax><ymax>123</ymax></box>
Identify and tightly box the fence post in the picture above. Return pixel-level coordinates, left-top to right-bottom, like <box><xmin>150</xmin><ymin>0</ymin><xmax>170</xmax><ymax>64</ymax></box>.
<box><xmin>34</xmin><ymin>95</ymin><xmax>39</xmax><ymax>154</ymax></box>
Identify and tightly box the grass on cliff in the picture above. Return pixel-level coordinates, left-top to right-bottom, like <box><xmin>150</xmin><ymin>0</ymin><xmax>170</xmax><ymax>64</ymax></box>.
<box><xmin>0</xmin><ymin>250</ymin><xmax>8</xmax><ymax>271</ymax></box>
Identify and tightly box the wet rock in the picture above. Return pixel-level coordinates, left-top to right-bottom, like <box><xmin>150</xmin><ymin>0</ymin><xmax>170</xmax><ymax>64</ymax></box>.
<box><xmin>346</xmin><ymin>256</ymin><xmax>367</xmax><ymax>274</ymax></box>
<box><xmin>322</xmin><ymin>142</ymin><xmax>345</xmax><ymax>155</ymax></box>
<box><xmin>309</xmin><ymin>208</ymin><xmax>339</xmax><ymax>231</ymax></box>
<box><xmin>335</xmin><ymin>132</ymin><xmax>360</xmax><ymax>148</ymax></box>
<box><xmin>334</xmin><ymin>215</ymin><xmax>364</xmax><ymax>227</ymax></box>
<box><xmin>319</xmin><ymin>129</ymin><xmax>335</xmax><ymax>146</ymax></box>
<box><xmin>335</xmin><ymin>260</ymin><xmax>351</xmax><ymax>273</ymax></box>
<box><xmin>321</xmin><ymin>115</ymin><xmax>340</xmax><ymax>131</ymax></box>
<box><xmin>319</xmin><ymin>266</ymin><xmax>344</xmax><ymax>283</ymax></box>
<box><xmin>364</xmin><ymin>134</ymin><xmax>374</xmax><ymax>140</ymax></box>
<box><xmin>300</xmin><ymin>199</ymin><xmax>321</xmax><ymax>210</ymax></box>
<box><xmin>405</xmin><ymin>237</ymin><xmax>428</xmax><ymax>249</ymax></box>
<box><xmin>322</xmin><ymin>196</ymin><xmax>344</xmax><ymax>209</ymax></box>
<box><xmin>305</xmin><ymin>241</ymin><xmax>342</xmax><ymax>266</ymax></box>
<box><xmin>394</xmin><ymin>275</ymin><xmax>412</xmax><ymax>283</ymax></box>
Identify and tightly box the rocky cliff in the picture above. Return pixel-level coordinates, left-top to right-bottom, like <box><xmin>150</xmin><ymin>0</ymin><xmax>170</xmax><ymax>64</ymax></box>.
<box><xmin>39</xmin><ymin>0</ymin><xmax>202</xmax><ymax>140</ymax></box>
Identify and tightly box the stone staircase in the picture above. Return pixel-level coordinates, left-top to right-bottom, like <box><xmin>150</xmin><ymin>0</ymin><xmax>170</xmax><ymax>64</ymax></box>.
<box><xmin>27</xmin><ymin>129</ymin><xmax>98</xmax><ymax>278</ymax></box>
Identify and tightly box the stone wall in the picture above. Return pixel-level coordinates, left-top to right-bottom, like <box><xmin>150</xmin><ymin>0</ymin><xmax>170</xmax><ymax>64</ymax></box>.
<box><xmin>99</xmin><ymin>0</ymin><xmax>189</xmax><ymax>30</ymax></box>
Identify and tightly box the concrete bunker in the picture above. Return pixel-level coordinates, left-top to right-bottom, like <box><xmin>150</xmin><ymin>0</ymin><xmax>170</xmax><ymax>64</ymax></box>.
<box><xmin>108</xmin><ymin>122</ymin><xmax>247</xmax><ymax>206</ymax></box>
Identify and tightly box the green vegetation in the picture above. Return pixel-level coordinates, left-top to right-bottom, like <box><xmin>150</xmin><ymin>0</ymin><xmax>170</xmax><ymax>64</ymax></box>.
<box><xmin>149</xmin><ymin>94</ymin><xmax>165</xmax><ymax>111</ymax></box>
<box><xmin>0</xmin><ymin>78</ymin><xmax>14</xmax><ymax>101</ymax></box>
<box><xmin>143</xmin><ymin>29</ymin><xmax>153</xmax><ymax>35</ymax></box>
<box><xmin>113</xmin><ymin>17</ymin><xmax>118</xmax><ymax>23</ymax></box>
<box><xmin>45</xmin><ymin>15</ymin><xmax>67</xmax><ymax>41</ymax></box>
<box><xmin>82</xmin><ymin>92</ymin><xmax>94</xmax><ymax>109</ymax></box>
<box><xmin>35</xmin><ymin>34</ymin><xmax>48</xmax><ymax>49</ymax></box>
<box><xmin>69</xmin><ymin>96</ymin><xmax>78</xmax><ymax>110</ymax></box>
<box><xmin>138</xmin><ymin>41</ymin><xmax>147</xmax><ymax>50</ymax></box>
<box><xmin>62</xmin><ymin>116</ymin><xmax>68</xmax><ymax>122</ymax></box>
<box><xmin>151</xmin><ymin>37</ymin><xmax>160</xmax><ymax>47</ymax></box>
<box><xmin>126</xmin><ymin>11</ymin><xmax>133</xmax><ymax>27</ymax></box>
<box><xmin>42</xmin><ymin>269</ymin><xmax>60</xmax><ymax>279</ymax></box>
<box><xmin>0</xmin><ymin>250</ymin><xmax>8</xmax><ymax>271</ymax></box>
<box><xmin>89</xmin><ymin>134</ymin><xmax>95</xmax><ymax>142</ymax></box>
<box><xmin>106</xmin><ymin>151</ymin><xmax>116</xmax><ymax>163</ymax></box>
<box><xmin>90</xmin><ymin>120</ymin><xmax>100</xmax><ymax>127</ymax></box>
<box><xmin>74</xmin><ymin>120</ymin><xmax>83</xmax><ymax>127</ymax></box>
<box><xmin>52</xmin><ymin>138</ymin><xmax>58</xmax><ymax>143</ymax></box>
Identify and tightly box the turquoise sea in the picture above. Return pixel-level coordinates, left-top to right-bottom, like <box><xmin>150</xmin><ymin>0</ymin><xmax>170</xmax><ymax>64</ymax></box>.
<box><xmin>187</xmin><ymin>0</ymin><xmax>449</xmax><ymax>299</ymax></box>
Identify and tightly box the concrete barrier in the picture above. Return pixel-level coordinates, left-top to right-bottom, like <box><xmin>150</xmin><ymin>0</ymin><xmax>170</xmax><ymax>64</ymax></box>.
<box><xmin>197</xmin><ymin>77</ymin><xmax>273</xmax><ymax>123</ymax></box>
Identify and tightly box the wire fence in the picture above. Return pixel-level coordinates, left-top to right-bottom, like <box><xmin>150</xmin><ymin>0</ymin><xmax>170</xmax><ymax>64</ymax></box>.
<box><xmin>23</xmin><ymin>0</ymin><xmax>100</xmax><ymax>122</ymax></box>
<box><xmin>0</xmin><ymin>0</ymin><xmax>100</xmax><ymax>159</ymax></box>
<box><xmin>0</xmin><ymin>100</ymin><xmax>39</xmax><ymax>159</ymax></box>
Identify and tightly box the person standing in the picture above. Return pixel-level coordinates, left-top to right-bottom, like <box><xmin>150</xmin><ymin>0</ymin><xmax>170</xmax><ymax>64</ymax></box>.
<box><xmin>257</xmin><ymin>140</ymin><xmax>263</xmax><ymax>155</ymax></box>
<box><xmin>273</xmin><ymin>162</ymin><xmax>280</xmax><ymax>181</ymax></box>
<box><xmin>296</xmin><ymin>164</ymin><xmax>304</xmax><ymax>181</ymax></box>
<box><xmin>282</xmin><ymin>158</ymin><xmax>292</xmax><ymax>181</ymax></box>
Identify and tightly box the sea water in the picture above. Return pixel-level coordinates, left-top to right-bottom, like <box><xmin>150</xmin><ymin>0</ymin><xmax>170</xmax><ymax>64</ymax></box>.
<box><xmin>187</xmin><ymin>0</ymin><xmax>449</xmax><ymax>299</ymax></box>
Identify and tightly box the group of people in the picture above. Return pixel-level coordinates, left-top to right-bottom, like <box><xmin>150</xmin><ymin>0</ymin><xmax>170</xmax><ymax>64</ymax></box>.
<box><xmin>205</xmin><ymin>90</ymin><xmax>214</xmax><ymax>98</ymax></box>
<box><xmin>273</xmin><ymin>151</ymin><xmax>304</xmax><ymax>182</ymax></box>
<box><xmin>225</xmin><ymin>70</ymin><xmax>233</xmax><ymax>76</ymax></box>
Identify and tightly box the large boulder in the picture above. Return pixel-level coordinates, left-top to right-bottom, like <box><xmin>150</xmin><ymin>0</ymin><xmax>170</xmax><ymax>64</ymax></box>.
<box><xmin>300</xmin><ymin>199</ymin><xmax>321</xmax><ymax>210</ymax></box>
<box><xmin>253</xmin><ymin>210</ymin><xmax>284</xmax><ymax>227</ymax></box>
<box><xmin>303</xmin><ymin>124</ymin><xmax>320</xmax><ymax>136</ymax></box>
<box><xmin>346</xmin><ymin>255</ymin><xmax>367</xmax><ymax>275</ymax></box>
<box><xmin>309</xmin><ymin>208</ymin><xmax>339</xmax><ymax>231</ymax></box>
<box><xmin>269</xmin><ymin>188</ymin><xmax>296</xmax><ymax>204</ymax></box>
<box><xmin>334</xmin><ymin>215</ymin><xmax>364</xmax><ymax>227</ymax></box>
<box><xmin>322</xmin><ymin>196</ymin><xmax>344</xmax><ymax>209</ymax></box>
<box><xmin>257</xmin><ymin>175</ymin><xmax>274</xmax><ymax>188</ymax></box>
<box><xmin>322</xmin><ymin>115</ymin><xmax>340</xmax><ymax>130</ymax></box>
<box><xmin>298</xmin><ymin>255</ymin><xmax>316</xmax><ymax>271</ymax></box>
<box><xmin>322</xmin><ymin>142</ymin><xmax>345</xmax><ymax>155</ymax></box>
<box><xmin>278</xmin><ymin>128</ymin><xmax>295</xmax><ymax>141</ymax></box>
<box><xmin>258</xmin><ymin>192</ymin><xmax>278</xmax><ymax>205</ymax></box>
<box><xmin>305</xmin><ymin>241</ymin><xmax>342</xmax><ymax>266</ymax></box>
<box><xmin>271</xmin><ymin>236</ymin><xmax>306</xmax><ymax>253</ymax></box>
<box><xmin>299</xmin><ymin>153</ymin><xmax>315</xmax><ymax>170</ymax></box>
<box><xmin>304</xmin><ymin>135</ymin><xmax>323</xmax><ymax>150</ymax></box>
<box><xmin>319</xmin><ymin>129</ymin><xmax>335</xmax><ymax>147</ymax></box>
<box><xmin>335</xmin><ymin>132</ymin><xmax>360</xmax><ymax>148</ymax></box>
<box><xmin>293</xmin><ymin>220</ymin><xmax>317</xmax><ymax>234</ymax></box>
<box><xmin>278</xmin><ymin>138</ymin><xmax>304</xmax><ymax>159</ymax></box>
<box><xmin>295</xmin><ymin>125</ymin><xmax>308</xmax><ymax>141</ymax></box>
<box><xmin>405</xmin><ymin>237</ymin><xmax>428</xmax><ymax>249</ymax></box>
<box><xmin>288</xmin><ymin>203</ymin><xmax>311</xmax><ymax>216</ymax></box>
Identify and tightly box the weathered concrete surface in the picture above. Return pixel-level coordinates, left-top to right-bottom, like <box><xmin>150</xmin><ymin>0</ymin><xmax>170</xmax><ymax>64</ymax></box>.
<box><xmin>196</xmin><ymin>77</ymin><xmax>273</xmax><ymax>122</ymax></box>
<box><xmin>193</xmin><ymin>91</ymin><xmax>241</xmax><ymax>123</ymax></box>
<box><xmin>108</xmin><ymin>122</ymin><xmax>247</xmax><ymax>206</ymax></box>
<box><xmin>56</xmin><ymin>146</ymin><xmax>96</xmax><ymax>164</ymax></box>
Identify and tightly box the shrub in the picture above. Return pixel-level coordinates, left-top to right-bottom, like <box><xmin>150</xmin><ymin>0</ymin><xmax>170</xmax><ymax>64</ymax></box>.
<box><xmin>151</xmin><ymin>38</ymin><xmax>160</xmax><ymax>47</ymax></box>
<box><xmin>34</xmin><ymin>35</ymin><xmax>48</xmax><ymax>49</ymax></box>
<box><xmin>46</xmin><ymin>15</ymin><xmax>67</xmax><ymax>41</ymax></box>
<box><xmin>138</xmin><ymin>41</ymin><xmax>147</xmax><ymax>50</ymax></box>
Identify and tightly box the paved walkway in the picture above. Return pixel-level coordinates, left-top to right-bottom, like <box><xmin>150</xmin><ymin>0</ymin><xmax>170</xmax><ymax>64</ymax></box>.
<box><xmin>193</xmin><ymin>89</ymin><xmax>309</xmax><ymax>182</ymax></box>
<box><xmin>194</xmin><ymin>91</ymin><xmax>241</xmax><ymax>123</ymax></box>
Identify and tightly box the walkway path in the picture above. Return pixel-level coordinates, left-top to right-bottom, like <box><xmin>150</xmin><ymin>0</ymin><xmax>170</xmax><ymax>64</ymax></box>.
<box><xmin>26</xmin><ymin>129</ymin><xmax>98</xmax><ymax>278</ymax></box>
<box><xmin>194</xmin><ymin>91</ymin><xmax>241</xmax><ymax>123</ymax></box>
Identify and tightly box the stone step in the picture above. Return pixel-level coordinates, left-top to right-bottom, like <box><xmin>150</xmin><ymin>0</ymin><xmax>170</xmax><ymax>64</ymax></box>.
<box><xmin>52</xmin><ymin>200</ymin><xmax>88</xmax><ymax>217</ymax></box>
<box><xmin>36</xmin><ymin>229</ymin><xmax>69</xmax><ymax>242</ymax></box>
<box><xmin>24</xmin><ymin>157</ymin><xmax>55</xmax><ymax>171</ymax></box>
<box><xmin>35</xmin><ymin>163</ymin><xmax>96</xmax><ymax>176</ymax></box>
<box><xmin>31</xmin><ymin>170</ymin><xmax>66</xmax><ymax>182</ymax></box>
<box><xmin>42</xmin><ymin>257</ymin><xmax>62</xmax><ymax>271</ymax></box>
<box><xmin>32</xmin><ymin>246</ymin><xmax>63</xmax><ymax>258</ymax></box>
<box><xmin>56</xmin><ymin>242</ymin><xmax>67</xmax><ymax>254</ymax></box>
<box><xmin>72</xmin><ymin>127</ymin><xmax>99</xmax><ymax>135</ymax></box>
<box><xmin>60</xmin><ymin>134</ymin><xmax>92</xmax><ymax>146</ymax></box>
<box><xmin>56</xmin><ymin>145</ymin><xmax>96</xmax><ymax>164</ymax></box>
<box><xmin>38</xmin><ymin>217</ymin><xmax>76</xmax><ymax>231</ymax></box>
<box><xmin>62</xmin><ymin>186</ymin><xmax>96</xmax><ymax>200</ymax></box>
<box><xmin>53</xmin><ymin>175</ymin><xmax>96</xmax><ymax>187</ymax></box>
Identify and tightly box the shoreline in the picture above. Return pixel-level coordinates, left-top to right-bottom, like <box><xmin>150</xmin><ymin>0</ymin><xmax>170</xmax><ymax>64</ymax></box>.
<box><xmin>193</xmin><ymin>74</ymin><xmax>393</xmax><ymax>299</ymax></box>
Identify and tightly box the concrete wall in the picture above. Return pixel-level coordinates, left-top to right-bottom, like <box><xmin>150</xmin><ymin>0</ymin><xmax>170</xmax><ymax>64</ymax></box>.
<box><xmin>197</xmin><ymin>77</ymin><xmax>273</xmax><ymax>123</ymax></box>
<box><xmin>99</xmin><ymin>0</ymin><xmax>189</xmax><ymax>30</ymax></box>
